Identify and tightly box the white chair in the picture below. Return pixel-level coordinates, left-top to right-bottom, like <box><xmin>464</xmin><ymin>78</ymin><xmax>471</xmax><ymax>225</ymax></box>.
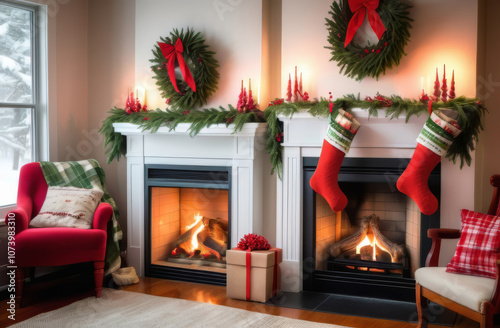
<box><xmin>415</xmin><ymin>174</ymin><xmax>500</xmax><ymax>328</ymax></box>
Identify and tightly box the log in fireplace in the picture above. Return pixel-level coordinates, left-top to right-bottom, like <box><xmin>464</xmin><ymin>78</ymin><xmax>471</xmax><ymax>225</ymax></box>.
<box><xmin>303</xmin><ymin>157</ymin><xmax>440</xmax><ymax>301</ymax></box>
<box><xmin>328</xmin><ymin>214</ymin><xmax>407</xmax><ymax>276</ymax></box>
<box><xmin>144</xmin><ymin>164</ymin><xmax>231</xmax><ymax>285</ymax></box>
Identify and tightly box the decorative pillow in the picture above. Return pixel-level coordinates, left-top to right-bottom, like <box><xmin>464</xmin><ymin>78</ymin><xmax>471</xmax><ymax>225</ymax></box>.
<box><xmin>29</xmin><ymin>186</ymin><xmax>103</xmax><ymax>229</ymax></box>
<box><xmin>446</xmin><ymin>209</ymin><xmax>500</xmax><ymax>279</ymax></box>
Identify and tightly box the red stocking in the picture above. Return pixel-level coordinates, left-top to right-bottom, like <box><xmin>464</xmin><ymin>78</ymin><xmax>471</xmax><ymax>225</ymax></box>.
<box><xmin>310</xmin><ymin>140</ymin><xmax>348</xmax><ymax>212</ymax></box>
<box><xmin>397</xmin><ymin>110</ymin><xmax>461</xmax><ymax>215</ymax></box>
<box><xmin>397</xmin><ymin>144</ymin><xmax>441</xmax><ymax>215</ymax></box>
<box><xmin>310</xmin><ymin>110</ymin><xmax>359</xmax><ymax>212</ymax></box>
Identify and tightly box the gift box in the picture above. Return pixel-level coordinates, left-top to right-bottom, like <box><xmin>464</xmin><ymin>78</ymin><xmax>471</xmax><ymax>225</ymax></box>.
<box><xmin>226</xmin><ymin>247</ymin><xmax>282</xmax><ymax>303</ymax></box>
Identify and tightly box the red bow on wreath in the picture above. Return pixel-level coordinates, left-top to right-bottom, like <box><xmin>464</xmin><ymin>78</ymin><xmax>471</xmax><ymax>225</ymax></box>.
<box><xmin>344</xmin><ymin>0</ymin><xmax>386</xmax><ymax>48</ymax></box>
<box><xmin>158</xmin><ymin>38</ymin><xmax>197</xmax><ymax>93</ymax></box>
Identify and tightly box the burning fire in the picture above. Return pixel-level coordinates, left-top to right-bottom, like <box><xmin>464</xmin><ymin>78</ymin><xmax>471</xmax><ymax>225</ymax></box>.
<box><xmin>187</xmin><ymin>213</ymin><xmax>204</xmax><ymax>251</ymax></box>
<box><xmin>355</xmin><ymin>235</ymin><xmax>393</xmax><ymax>262</ymax></box>
<box><xmin>171</xmin><ymin>213</ymin><xmax>222</xmax><ymax>260</ymax></box>
<box><xmin>186</xmin><ymin>213</ymin><xmax>203</xmax><ymax>230</ymax></box>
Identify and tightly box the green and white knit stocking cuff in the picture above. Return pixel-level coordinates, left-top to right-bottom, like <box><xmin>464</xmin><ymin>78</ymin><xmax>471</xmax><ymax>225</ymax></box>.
<box><xmin>417</xmin><ymin>110</ymin><xmax>462</xmax><ymax>156</ymax></box>
<box><xmin>325</xmin><ymin>109</ymin><xmax>360</xmax><ymax>154</ymax></box>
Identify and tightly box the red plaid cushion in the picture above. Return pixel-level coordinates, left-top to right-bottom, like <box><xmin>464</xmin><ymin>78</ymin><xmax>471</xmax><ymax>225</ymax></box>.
<box><xmin>446</xmin><ymin>209</ymin><xmax>500</xmax><ymax>279</ymax></box>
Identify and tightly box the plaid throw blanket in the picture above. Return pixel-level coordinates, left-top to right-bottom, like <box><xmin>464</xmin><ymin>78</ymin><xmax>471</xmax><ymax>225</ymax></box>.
<box><xmin>39</xmin><ymin>159</ymin><xmax>122</xmax><ymax>275</ymax></box>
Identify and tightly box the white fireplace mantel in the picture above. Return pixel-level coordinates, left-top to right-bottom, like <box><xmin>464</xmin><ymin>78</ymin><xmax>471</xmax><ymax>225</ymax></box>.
<box><xmin>113</xmin><ymin>122</ymin><xmax>268</xmax><ymax>277</ymax></box>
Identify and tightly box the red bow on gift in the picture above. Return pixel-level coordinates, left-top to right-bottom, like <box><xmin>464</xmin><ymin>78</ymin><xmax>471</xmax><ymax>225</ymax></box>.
<box><xmin>158</xmin><ymin>38</ymin><xmax>197</xmax><ymax>93</ymax></box>
<box><xmin>344</xmin><ymin>0</ymin><xmax>386</xmax><ymax>48</ymax></box>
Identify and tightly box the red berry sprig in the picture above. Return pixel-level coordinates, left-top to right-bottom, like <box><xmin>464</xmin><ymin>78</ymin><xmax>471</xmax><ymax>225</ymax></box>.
<box><xmin>236</xmin><ymin>233</ymin><xmax>271</xmax><ymax>251</ymax></box>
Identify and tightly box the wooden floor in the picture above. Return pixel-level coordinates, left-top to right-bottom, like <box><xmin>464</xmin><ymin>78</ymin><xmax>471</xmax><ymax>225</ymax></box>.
<box><xmin>0</xmin><ymin>270</ymin><xmax>483</xmax><ymax>328</ymax></box>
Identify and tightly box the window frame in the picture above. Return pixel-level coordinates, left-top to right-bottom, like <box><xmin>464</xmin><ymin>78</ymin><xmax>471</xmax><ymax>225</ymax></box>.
<box><xmin>0</xmin><ymin>0</ymin><xmax>48</xmax><ymax>216</ymax></box>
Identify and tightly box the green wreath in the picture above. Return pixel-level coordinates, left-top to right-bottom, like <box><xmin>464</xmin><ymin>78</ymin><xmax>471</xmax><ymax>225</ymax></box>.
<box><xmin>325</xmin><ymin>0</ymin><xmax>412</xmax><ymax>81</ymax></box>
<box><xmin>150</xmin><ymin>28</ymin><xmax>220</xmax><ymax>111</ymax></box>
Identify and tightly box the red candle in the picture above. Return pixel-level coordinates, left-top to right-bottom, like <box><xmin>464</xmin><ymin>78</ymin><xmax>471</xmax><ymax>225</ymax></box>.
<box><xmin>441</xmin><ymin>65</ymin><xmax>448</xmax><ymax>103</ymax></box>
<box><xmin>286</xmin><ymin>74</ymin><xmax>292</xmax><ymax>102</ymax></box>
<box><xmin>449</xmin><ymin>70</ymin><xmax>456</xmax><ymax>100</ymax></box>
<box><xmin>293</xmin><ymin>67</ymin><xmax>299</xmax><ymax>102</ymax></box>
<box><xmin>299</xmin><ymin>72</ymin><xmax>303</xmax><ymax>96</ymax></box>
<box><xmin>237</xmin><ymin>80</ymin><xmax>244</xmax><ymax>111</ymax></box>
<box><xmin>432</xmin><ymin>68</ymin><xmax>440</xmax><ymax>101</ymax></box>
<box><xmin>247</xmin><ymin>79</ymin><xmax>254</xmax><ymax>111</ymax></box>
<box><xmin>242</xmin><ymin>87</ymin><xmax>248</xmax><ymax>107</ymax></box>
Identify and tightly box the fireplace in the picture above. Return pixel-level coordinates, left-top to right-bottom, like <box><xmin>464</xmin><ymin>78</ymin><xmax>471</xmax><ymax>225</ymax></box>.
<box><xmin>303</xmin><ymin>157</ymin><xmax>440</xmax><ymax>301</ymax></box>
<box><xmin>113</xmin><ymin>122</ymin><xmax>267</xmax><ymax>281</ymax></box>
<box><xmin>145</xmin><ymin>165</ymin><xmax>231</xmax><ymax>285</ymax></box>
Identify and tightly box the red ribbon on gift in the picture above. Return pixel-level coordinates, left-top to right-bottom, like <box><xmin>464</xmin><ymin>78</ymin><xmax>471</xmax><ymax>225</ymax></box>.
<box><xmin>344</xmin><ymin>0</ymin><xmax>386</xmax><ymax>48</ymax></box>
<box><xmin>158</xmin><ymin>38</ymin><xmax>197</xmax><ymax>93</ymax></box>
<box><xmin>246</xmin><ymin>248</ymin><xmax>252</xmax><ymax>301</ymax></box>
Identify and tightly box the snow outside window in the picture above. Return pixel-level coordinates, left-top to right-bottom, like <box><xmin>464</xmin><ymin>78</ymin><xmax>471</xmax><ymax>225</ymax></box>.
<box><xmin>0</xmin><ymin>2</ymin><xmax>46</xmax><ymax>207</ymax></box>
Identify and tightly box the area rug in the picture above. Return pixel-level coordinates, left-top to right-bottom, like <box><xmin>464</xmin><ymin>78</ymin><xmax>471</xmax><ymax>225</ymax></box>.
<box><xmin>11</xmin><ymin>289</ymin><xmax>350</xmax><ymax>328</ymax></box>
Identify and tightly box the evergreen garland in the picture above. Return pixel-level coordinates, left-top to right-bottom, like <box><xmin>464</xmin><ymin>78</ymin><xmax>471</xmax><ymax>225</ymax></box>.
<box><xmin>99</xmin><ymin>108</ymin><xmax>148</xmax><ymax>163</ymax></box>
<box><xmin>325</xmin><ymin>0</ymin><xmax>412</xmax><ymax>80</ymax></box>
<box><xmin>98</xmin><ymin>107</ymin><xmax>263</xmax><ymax>164</ymax></box>
<box><xmin>150</xmin><ymin>28</ymin><xmax>220</xmax><ymax>110</ymax></box>
<box><xmin>265</xmin><ymin>95</ymin><xmax>486</xmax><ymax>178</ymax></box>
<box><xmin>99</xmin><ymin>96</ymin><xmax>486</xmax><ymax>178</ymax></box>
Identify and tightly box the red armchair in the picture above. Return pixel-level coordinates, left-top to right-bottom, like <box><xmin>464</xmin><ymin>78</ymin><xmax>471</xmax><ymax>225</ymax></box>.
<box><xmin>4</xmin><ymin>162</ymin><xmax>113</xmax><ymax>306</ymax></box>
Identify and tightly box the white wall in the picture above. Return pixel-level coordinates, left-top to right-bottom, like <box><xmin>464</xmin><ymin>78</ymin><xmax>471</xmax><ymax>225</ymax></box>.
<box><xmin>87</xmin><ymin>0</ymin><xmax>135</xmax><ymax>244</ymax></box>
<box><xmin>135</xmin><ymin>0</ymin><xmax>263</xmax><ymax>110</ymax></box>
<box><xmin>282</xmin><ymin>0</ymin><xmax>478</xmax><ymax>99</ymax></box>
<box><xmin>50</xmin><ymin>0</ymin><xmax>89</xmax><ymax>162</ymax></box>
<box><xmin>282</xmin><ymin>0</ymin><xmax>478</xmax><ymax>265</ymax></box>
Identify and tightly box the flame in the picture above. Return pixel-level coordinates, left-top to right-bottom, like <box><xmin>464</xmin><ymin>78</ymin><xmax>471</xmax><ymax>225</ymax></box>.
<box><xmin>355</xmin><ymin>236</ymin><xmax>372</xmax><ymax>256</ymax></box>
<box><xmin>355</xmin><ymin>235</ymin><xmax>394</xmax><ymax>262</ymax></box>
<box><xmin>184</xmin><ymin>213</ymin><xmax>204</xmax><ymax>252</ymax></box>
<box><xmin>186</xmin><ymin>213</ymin><xmax>203</xmax><ymax>230</ymax></box>
<box><xmin>172</xmin><ymin>213</ymin><xmax>222</xmax><ymax>260</ymax></box>
<box><xmin>191</xmin><ymin>221</ymin><xmax>205</xmax><ymax>250</ymax></box>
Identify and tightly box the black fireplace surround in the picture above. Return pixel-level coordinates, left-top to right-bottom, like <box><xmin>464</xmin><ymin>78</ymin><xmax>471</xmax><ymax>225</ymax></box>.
<box><xmin>303</xmin><ymin>157</ymin><xmax>440</xmax><ymax>302</ymax></box>
<box><xmin>144</xmin><ymin>164</ymin><xmax>231</xmax><ymax>286</ymax></box>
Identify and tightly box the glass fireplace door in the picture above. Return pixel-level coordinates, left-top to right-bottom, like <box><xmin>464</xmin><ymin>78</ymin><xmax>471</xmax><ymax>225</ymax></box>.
<box><xmin>145</xmin><ymin>165</ymin><xmax>231</xmax><ymax>285</ymax></box>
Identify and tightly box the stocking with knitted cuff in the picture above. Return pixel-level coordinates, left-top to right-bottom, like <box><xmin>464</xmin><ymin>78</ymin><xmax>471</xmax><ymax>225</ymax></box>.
<box><xmin>310</xmin><ymin>109</ymin><xmax>360</xmax><ymax>212</ymax></box>
<box><xmin>397</xmin><ymin>109</ymin><xmax>462</xmax><ymax>215</ymax></box>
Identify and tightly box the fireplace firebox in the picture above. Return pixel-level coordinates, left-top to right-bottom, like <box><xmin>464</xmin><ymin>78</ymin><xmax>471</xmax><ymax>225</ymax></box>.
<box><xmin>303</xmin><ymin>157</ymin><xmax>440</xmax><ymax>302</ymax></box>
<box><xmin>145</xmin><ymin>165</ymin><xmax>231</xmax><ymax>285</ymax></box>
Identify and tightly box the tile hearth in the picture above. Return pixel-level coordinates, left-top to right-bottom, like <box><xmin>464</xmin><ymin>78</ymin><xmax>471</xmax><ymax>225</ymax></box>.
<box><xmin>266</xmin><ymin>290</ymin><xmax>456</xmax><ymax>325</ymax></box>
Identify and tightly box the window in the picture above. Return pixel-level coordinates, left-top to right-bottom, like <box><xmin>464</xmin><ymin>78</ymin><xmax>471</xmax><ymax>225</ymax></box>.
<box><xmin>0</xmin><ymin>1</ymin><xmax>47</xmax><ymax>208</ymax></box>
